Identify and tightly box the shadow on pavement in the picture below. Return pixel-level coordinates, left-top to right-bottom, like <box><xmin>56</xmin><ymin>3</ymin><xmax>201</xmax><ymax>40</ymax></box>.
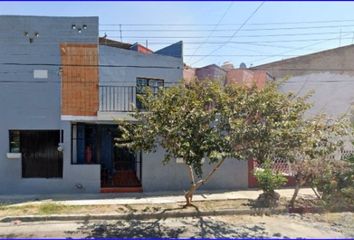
<box><xmin>65</xmin><ymin>206</ymin><xmax>270</xmax><ymax>238</ymax></box>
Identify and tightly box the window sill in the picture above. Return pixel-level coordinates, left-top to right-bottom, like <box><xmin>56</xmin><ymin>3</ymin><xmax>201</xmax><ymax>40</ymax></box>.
<box><xmin>6</xmin><ymin>153</ymin><xmax>22</xmax><ymax>159</ymax></box>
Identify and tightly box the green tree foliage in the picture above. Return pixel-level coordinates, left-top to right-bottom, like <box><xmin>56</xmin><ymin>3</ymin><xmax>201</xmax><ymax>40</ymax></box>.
<box><xmin>117</xmin><ymin>80</ymin><xmax>241</xmax><ymax>206</ymax></box>
<box><xmin>287</xmin><ymin>116</ymin><xmax>350</xmax><ymax>208</ymax></box>
<box><xmin>224</xmin><ymin>80</ymin><xmax>313</xmax><ymax>165</ymax></box>
<box><xmin>117</xmin><ymin>79</ymin><xmax>350</xmax><ymax>206</ymax></box>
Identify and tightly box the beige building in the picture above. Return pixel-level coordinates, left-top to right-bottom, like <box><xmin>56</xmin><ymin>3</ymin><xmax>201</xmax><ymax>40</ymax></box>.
<box><xmin>252</xmin><ymin>44</ymin><xmax>354</xmax><ymax>119</ymax></box>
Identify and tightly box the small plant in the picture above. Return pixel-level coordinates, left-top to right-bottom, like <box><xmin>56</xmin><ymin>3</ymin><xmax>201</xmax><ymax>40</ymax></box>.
<box><xmin>255</xmin><ymin>166</ymin><xmax>287</xmax><ymax>195</ymax></box>
<box><xmin>254</xmin><ymin>163</ymin><xmax>287</xmax><ymax>207</ymax></box>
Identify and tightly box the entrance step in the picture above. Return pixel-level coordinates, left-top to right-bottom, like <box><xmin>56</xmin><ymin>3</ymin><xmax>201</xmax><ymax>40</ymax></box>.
<box><xmin>101</xmin><ymin>170</ymin><xmax>141</xmax><ymax>188</ymax></box>
<box><xmin>100</xmin><ymin>186</ymin><xmax>143</xmax><ymax>193</ymax></box>
<box><xmin>112</xmin><ymin>170</ymin><xmax>141</xmax><ymax>187</ymax></box>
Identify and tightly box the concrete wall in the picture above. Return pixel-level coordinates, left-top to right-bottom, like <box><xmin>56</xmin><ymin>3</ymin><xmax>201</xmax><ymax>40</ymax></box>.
<box><xmin>254</xmin><ymin>45</ymin><xmax>354</xmax><ymax>118</ymax></box>
<box><xmin>99</xmin><ymin>45</ymin><xmax>183</xmax><ymax>87</ymax></box>
<box><xmin>0</xmin><ymin>16</ymin><xmax>100</xmax><ymax>194</ymax></box>
<box><xmin>142</xmin><ymin>145</ymin><xmax>249</xmax><ymax>192</ymax></box>
<box><xmin>280</xmin><ymin>73</ymin><xmax>354</xmax><ymax>118</ymax></box>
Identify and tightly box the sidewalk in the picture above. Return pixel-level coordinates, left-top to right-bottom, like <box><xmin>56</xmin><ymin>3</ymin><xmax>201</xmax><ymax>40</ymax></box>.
<box><xmin>2</xmin><ymin>188</ymin><xmax>315</xmax><ymax>207</ymax></box>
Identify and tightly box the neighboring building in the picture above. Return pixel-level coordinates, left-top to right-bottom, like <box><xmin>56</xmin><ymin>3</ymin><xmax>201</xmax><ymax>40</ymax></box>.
<box><xmin>184</xmin><ymin>62</ymin><xmax>270</xmax><ymax>88</ymax></box>
<box><xmin>226</xmin><ymin>68</ymin><xmax>272</xmax><ymax>89</ymax></box>
<box><xmin>0</xmin><ymin>15</ymin><xmax>248</xmax><ymax>194</ymax></box>
<box><xmin>183</xmin><ymin>64</ymin><xmax>196</xmax><ymax>84</ymax></box>
<box><xmin>195</xmin><ymin>64</ymin><xmax>227</xmax><ymax>85</ymax></box>
<box><xmin>250</xmin><ymin>45</ymin><xmax>354</xmax><ymax>187</ymax></box>
<box><xmin>252</xmin><ymin>44</ymin><xmax>354</xmax><ymax>119</ymax></box>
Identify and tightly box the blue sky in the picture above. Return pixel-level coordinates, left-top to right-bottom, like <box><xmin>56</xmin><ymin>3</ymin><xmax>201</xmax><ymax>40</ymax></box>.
<box><xmin>1</xmin><ymin>1</ymin><xmax>354</xmax><ymax>67</ymax></box>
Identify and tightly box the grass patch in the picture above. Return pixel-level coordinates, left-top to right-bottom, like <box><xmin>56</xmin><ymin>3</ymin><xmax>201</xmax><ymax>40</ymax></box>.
<box><xmin>38</xmin><ymin>203</ymin><xmax>68</xmax><ymax>215</ymax></box>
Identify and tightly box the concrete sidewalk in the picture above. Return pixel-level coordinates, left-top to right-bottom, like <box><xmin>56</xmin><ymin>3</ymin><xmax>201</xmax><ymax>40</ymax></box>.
<box><xmin>2</xmin><ymin>188</ymin><xmax>315</xmax><ymax>207</ymax></box>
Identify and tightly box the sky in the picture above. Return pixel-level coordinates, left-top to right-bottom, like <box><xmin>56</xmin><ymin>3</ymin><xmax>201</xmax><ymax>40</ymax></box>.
<box><xmin>1</xmin><ymin>1</ymin><xmax>354</xmax><ymax>68</ymax></box>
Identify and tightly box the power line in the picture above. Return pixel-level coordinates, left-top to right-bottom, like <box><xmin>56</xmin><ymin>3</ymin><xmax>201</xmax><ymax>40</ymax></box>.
<box><xmin>0</xmin><ymin>53</ymin><xmax>304</xmax><ymax>57</ymax></box>
<box><xmin>99</xmin><ymin>19</ymin><xmax>354</xmax><ymax>26</ymax></box>
<box><xmin>0</xmin><ymin>62</ymin><xmax>181</xmax><ymax>69</ymax></box>
<box><xmin>99</xmin><ymin>24</ymin><xmax>354</xmax><ymax>32</ymax></box>
<box><xmin>0</xmin><ymin>79</ymin><xmax>354</xmax><ymax>85</ymax></box>
<box><xmin>3</xmin><ymin>61</ymin><xmax>354</xmax><ymax>72</ymax></box>
<box><xmin>0</xmin><ymin>80</ymin><xmax>179</xmax><ymax>84</ymax></box>
<box><xmin>192</xmin><ymin>1</ymin><xmax>264</xmax><ymax>65</ymax></box>
<box><xmin>2</xmin><ymin>37</ymin><xmax>353</xmax><ymax>46</ymax></box>
<box><xmin>251</xmin><ymin>32</ymin><xmax>354</xmax><ymax>65</ymax></box>
<box><xmin>187</xmin><ymin>2</ymin><xmax>233</xmax><ymax>59</ymax></box>
<box><xmin>1</xmin><ymin>29</ymin><xmax>354</xmax><ymax>40</ymax></box>
<box><xmin>102</xmin><ymin>30</ymin><xmax>354</xmax><ymax>39</ymax></box>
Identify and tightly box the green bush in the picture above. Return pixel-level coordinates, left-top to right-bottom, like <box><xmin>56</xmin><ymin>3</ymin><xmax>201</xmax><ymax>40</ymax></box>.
<box><xmin>254</xmin><ymin>166</ymin><xmax>287</xmax><ymax>194</ymax></box>
<box><xmin>312</xmin><ymin>158</ymin><xmax>354</xmax><ymax>210</ymax></box>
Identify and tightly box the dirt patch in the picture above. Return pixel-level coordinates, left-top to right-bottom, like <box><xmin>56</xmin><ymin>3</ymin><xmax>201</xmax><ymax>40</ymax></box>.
<box><xmin>0</xmin><ymin>199</ymin><xmax>252</xmax><ymax>218</ymax></box>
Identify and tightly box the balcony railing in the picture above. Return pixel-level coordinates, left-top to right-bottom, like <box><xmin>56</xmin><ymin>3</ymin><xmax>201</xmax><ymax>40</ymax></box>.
<box><xmin>99</xmin><ymin>85</ymin><xmax>168</xmax><ymax>112</ymax></box>
<box><xmin>99</xmin><ymin>86</ymin><xmax>136</xmax><ymax>112</ymax></box>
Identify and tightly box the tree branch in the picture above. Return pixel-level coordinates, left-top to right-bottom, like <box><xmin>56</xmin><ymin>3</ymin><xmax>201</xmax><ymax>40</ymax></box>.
<box><xmin>187</xmin><ymin>164</ymin><xmax>196</xmax><ymax>185</ymax></box>
<box><xmin>196</xmin><ymin>158</ymin><xmax>226</xmax><ymax>187</ymax></box>
<box><xmin>311</xmin><ymin>186</ymin><xmax>322</xmax><ymax>199</ymax></box>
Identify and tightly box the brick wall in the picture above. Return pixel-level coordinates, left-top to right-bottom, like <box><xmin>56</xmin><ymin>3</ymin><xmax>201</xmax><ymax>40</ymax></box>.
<box><xmin>60</xmin><ymin>43</ymin><xmax>99</xmax><ymax>116</ymax></box>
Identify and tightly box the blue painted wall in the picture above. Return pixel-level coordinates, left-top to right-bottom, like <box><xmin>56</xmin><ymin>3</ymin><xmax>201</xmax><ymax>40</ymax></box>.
<box><xmin>0</xmin><ymin>16</ymin><xmax>100</xmax><ymax>194</ymax></box>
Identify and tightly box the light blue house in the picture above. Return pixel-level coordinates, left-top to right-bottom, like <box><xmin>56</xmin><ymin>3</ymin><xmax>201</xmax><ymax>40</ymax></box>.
<box><xmin>0</xmin><ymin>15</ymin><xmax>248</xmax><ymax>194</ymax></box>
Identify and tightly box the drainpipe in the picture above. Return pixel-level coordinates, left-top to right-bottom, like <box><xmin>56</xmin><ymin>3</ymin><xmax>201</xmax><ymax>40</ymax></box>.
<box><xmin>58</xmin><ymin>66</ymin><xmax>64</xmax><ymax>152</ymax></box>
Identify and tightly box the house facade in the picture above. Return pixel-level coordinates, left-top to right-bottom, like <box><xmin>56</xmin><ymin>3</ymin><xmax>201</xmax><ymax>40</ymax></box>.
<box><xmin>252</xmin><ymin>45</ymin><xmax>354</xmax><ymax>171</ymax></box>
<box><xmin>252</xmin><ymin>45</ymin><xmax>354</xmax><ymax>120</ymax></box>
<box><xmin>0</xmin><ymin>15</ymin><xmax>248</xmax><ymax>194</ymax></box>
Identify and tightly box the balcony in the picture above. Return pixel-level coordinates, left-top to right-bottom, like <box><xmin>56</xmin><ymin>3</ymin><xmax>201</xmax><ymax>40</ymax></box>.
<box><xmin>99</xmin><ymin>86</ymin><xmax>136</xmax><ymax>112</ymax></box>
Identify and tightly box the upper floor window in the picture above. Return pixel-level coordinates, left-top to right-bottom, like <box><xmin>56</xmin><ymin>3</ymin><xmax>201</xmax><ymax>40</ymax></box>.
<box><xmin>136</xmin><ymin>78</ymin><xmax>164</xmax><ymax>109</ymax></box>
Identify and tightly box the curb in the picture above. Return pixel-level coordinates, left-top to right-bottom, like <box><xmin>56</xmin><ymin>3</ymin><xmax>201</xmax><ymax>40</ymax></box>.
<box><xmin>0</xmin><ymin>208</ymin><xmax>288</xmax><ymax>223</ymax></box>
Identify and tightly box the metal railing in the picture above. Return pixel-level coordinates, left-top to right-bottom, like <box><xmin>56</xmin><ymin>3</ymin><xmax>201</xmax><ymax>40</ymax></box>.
<box><xmin>99</xmin><ymin>86</ymin><xmax>136</xmax><ymax>112</ymax></box>
<box><xmin>99</xmin><ymin>85</ymin><xmax>167</xmax><ymax>112</ymax></box>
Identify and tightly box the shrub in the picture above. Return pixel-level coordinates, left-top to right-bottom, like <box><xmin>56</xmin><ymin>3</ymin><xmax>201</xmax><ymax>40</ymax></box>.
<box><xmin>254</xmin><ymin>165</ymin><xmax>287</xmax><ymax>208</ymax></box>
<box><xmin>254</xmin><ymin>166</ymin><xmax>287</xmax><ymax>194</ymax></box>
<box><xmin>311</xmin><ymin>158</ymin><xmax>354</xmax><ymax>210</ymax></box>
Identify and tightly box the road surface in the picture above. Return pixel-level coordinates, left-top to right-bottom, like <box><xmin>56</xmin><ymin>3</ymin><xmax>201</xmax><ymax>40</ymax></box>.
<box><xmin>0</xmin><ymin>212</ymin><xmax>352</xmax><ymax>238</ymax></box>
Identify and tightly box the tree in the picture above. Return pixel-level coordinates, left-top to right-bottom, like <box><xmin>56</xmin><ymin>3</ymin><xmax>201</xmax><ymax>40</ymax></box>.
<box><xmin>287</xmin><ymin>120</ymin><xmax>353</xmax><ymax>208</ymax></box>
<box><xmin>287</xmin><ymin>115</ymin><xmax>349</xmax><ymax>208</ymax></box>
<box><xmin>117</xmin><ymin>79</ymin><xmax>350</xmax><ymax>207</ymax></box>
<box><xmin>225</xmin><ymin>81</ymin><xmax>349</xmax><ymax>206</ymax></box>
<box><xmin>117</xmin><ymin>80</ymin><xmax>250</xmax><ymax>206</ymax></box>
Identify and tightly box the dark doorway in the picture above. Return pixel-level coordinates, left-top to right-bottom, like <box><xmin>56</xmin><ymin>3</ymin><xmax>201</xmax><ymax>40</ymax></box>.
<box><xmin>100</xmin><ymin>125</ymin><xmax>142</xmax><ymax>188</ymax></box>
<box><xmin>72</xmin><ymin>123</ymin><xmax>142</xmax><ymax>188</ymax></box>
<box><xmin>21</xmin><ymin>130</ymin><xmax>63</xmax><ymax>178</ymax></box>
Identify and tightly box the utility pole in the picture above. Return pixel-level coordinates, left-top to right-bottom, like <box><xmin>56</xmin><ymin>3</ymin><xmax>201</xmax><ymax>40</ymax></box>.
<box><xmin>339</xmin><ymin>28</ymin><xmax>342</xmax><ymax>47</ymax></box>
<box><xmin>119</xmin><ymin>24</ymin><xmax>123</xmax><ymax>42</ymax></box>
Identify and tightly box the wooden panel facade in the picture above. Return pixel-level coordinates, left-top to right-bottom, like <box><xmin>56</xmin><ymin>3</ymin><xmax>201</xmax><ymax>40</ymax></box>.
<box><xmin>60</xmin><ymin>43</ymin><xmax>99</xmax><ymax>116</ymax></box>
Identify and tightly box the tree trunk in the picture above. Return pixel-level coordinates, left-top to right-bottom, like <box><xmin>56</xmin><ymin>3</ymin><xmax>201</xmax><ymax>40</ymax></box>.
<box><xmin>185</xmin><ymin>184</ymin><xmax>198</xmax><ymax>206</ymax></box>
<box><xmin>290</xmin><ymin>182</ymin><xmax>300</xmax><ymax>208</ymax></box>
<box><xmin>184</xmin><ymin>158</ymin><xmax>226</xmax><ymax>207</ymax></box>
